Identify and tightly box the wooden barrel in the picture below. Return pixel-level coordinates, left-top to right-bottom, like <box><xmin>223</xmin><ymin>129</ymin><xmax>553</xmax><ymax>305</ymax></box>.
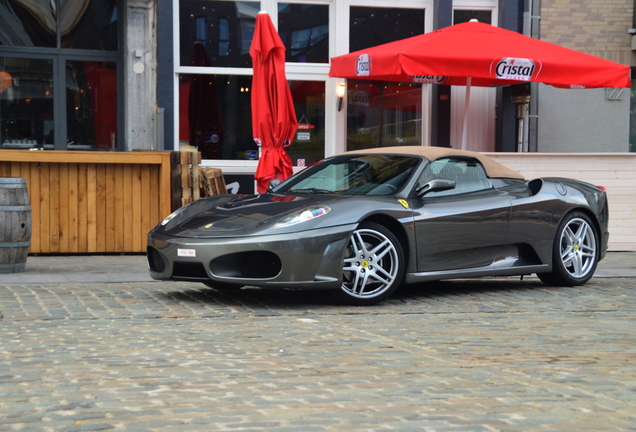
<box><xmin>0</xmin><ymin>177</ymin><xmax>32</xmax><ymax>273</ymax></box>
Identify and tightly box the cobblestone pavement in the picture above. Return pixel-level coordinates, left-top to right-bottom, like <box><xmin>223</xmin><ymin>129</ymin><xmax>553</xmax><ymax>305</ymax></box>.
<box><xmin>1</xmin><ymin>254</ymin><xmax>635</xmax><ymax>431</ymax></box>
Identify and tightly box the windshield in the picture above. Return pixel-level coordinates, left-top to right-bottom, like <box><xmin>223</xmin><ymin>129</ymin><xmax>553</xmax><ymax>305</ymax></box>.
<box><xmin>272</xmin><ymin>154</ymin><xmax>421</xmax><ymax>195</ymax></box>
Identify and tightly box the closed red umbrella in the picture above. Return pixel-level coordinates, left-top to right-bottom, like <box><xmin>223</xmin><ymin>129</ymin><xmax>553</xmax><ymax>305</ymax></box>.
<box><xmin>250</xmin><ymin>11</ymin><xmax>298</xmax><ymax>193</ymax></box>
<box><xmin>329</xmin><ymin>20</ymin><xmax>631</xmax><ymax>149</ymax></box>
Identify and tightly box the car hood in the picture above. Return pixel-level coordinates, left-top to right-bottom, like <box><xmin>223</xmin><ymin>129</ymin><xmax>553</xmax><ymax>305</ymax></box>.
<box><xmin>155</xmin><ymin>193</ymin><xmax>350</xmax><ymax>237</ymax></box>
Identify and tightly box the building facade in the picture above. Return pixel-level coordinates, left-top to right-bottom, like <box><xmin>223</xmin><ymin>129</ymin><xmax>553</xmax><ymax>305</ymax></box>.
<box><xmin>533</xmin><ymin>0</ymin><xmax>635</xmax><ymax>152</ymax></box>
<box><xmin>1</xmin><ymin>0</ymin><xmax>634</xmax><ymax>193</ymax></box>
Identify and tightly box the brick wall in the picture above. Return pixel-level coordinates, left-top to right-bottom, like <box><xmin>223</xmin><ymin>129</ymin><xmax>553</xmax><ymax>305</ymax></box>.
<box><xmin>540</xmin><ymin>0</ymin><xmax>635</xmax><ymax>65</ymax></box>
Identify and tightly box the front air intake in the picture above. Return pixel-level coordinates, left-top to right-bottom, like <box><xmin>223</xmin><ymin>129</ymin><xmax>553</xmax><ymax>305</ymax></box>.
<box><xmin>147</xmin><ymin>247</ymin><xmax>166</xmax><ymax>273</ymax></box>
<box><xmin>173</xmin><ymin>261</ymin><xmax>209</xmax><ymax>279</ymax></box>
<box><xmin>240</xmin><ymin>251</ymin><xmax>282</xmax><ymax>278</ymax></box>
<box><xmin>210</xmin><ymin>251</ymin><xmax>282</xmax><ymax>279</ymax></box>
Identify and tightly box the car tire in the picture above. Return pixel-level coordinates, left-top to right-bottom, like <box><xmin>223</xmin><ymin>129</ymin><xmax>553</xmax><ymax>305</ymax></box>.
<box><xmin>336</xmin><ymin>221</ymin><xmax>405</xmax><ymax>306</ymax></box>
<box><xmin>538</xmin><ymin>211</ymin><xmax>599</xmax><ymax>287</ymax></box>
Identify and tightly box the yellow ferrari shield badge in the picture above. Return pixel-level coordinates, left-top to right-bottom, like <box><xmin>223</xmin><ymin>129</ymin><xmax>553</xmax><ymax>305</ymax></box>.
<box><xmin>398</xmin><ymin>199</ymin><xmax>409</xmax><ymax>209</ymax></box>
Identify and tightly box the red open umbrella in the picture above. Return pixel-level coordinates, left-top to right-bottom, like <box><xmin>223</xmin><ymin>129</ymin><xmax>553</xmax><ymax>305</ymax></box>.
<box><xmin>330</xmin><ymin>21</ymin><xmax>631</xmax><ymax>149</ymax></box>
<box><xmin>250</xmin><ymin>11</ymin><xmax>298</xmax><ymax>193</ymax></box>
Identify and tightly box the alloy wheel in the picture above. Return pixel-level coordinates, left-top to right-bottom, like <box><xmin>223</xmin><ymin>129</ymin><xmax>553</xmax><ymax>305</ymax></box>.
<box><xmin>341</xmin><ymin>223</ymin><xmax>402</xmax><ymax>303</ymax></box>
<box><xmin>559</xmin><ymin>217</ymin><xmax>597</xmax><ymax>279</ymax></box>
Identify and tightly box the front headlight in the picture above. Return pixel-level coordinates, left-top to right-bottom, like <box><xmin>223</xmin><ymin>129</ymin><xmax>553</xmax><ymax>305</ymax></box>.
<box><xmin>272</xmin><ymin>205</ymin><xmax>332</xmax><ymax>228</ymax></box>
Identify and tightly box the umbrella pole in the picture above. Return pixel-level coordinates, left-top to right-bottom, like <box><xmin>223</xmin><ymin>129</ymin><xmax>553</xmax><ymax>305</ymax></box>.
<box><xmin>517</xmin><ymin>116</ymin><xmax>524</xmax><ymax>152</ymax></box>
<box><xmin>461</xmin><ymin>77</ymin><xmax>471</xmax><ymax>150</ymax></box>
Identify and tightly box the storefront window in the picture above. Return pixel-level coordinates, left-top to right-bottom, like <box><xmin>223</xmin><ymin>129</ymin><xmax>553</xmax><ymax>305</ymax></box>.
<box><xmin>347</xmin><ymin>7</ymin><xmax>425</xmax><ymax>150</ymax></box>
<box><xmin>278</xmin><ymin>3</ymin><xmax>328</xmax><ymax>63</ymax></box>
<box><xmin>0</xmin><ymin>0</ymin><xmax>121</xmax><ymax>151</ymax></box>
<box><xmin>1</xmin><ymin>57</ymin><xmax>54</xmax><ymax>149</ymax></box>
<box><xmin>179</xmin><ymin>74</ymin><xmax>254</xmax><ymax>159</ymax></box>
<box><xmin>346</xmin><ymin>81</ymin><xmax>422</xmax><ymax>151</ymax></box>
<box><xmin>0</xmin><ymin>1</ymin><xmax>57</xmax><ymax>47</ymax></box>
<box><xmin>0</xmin><ymin>0</ymin><xmax>118</xmax><ymax>50</ymax></box>
<box><xmin>180</xmin><ymin>1</ymin><xmax>260</xmax><ymax>68</ymax></box>
<box><xmin>179</xmin><ymin>74</ymin><xmax>324</xmax><ymax>162</ymax></box>
<box><xmin>61</xmin><ymin>1</ymin><xmax>119</xmax><ymax>51</ymax></box>
<box><xmin>453</xmin><ymin>10</ymin><xmax>492</xmax><ymax>25</ymax></box>
<box><xmin>349</xmin><ymin>7</ymin><xmax>425</xmax><ymax>52</ymax></box>
<box><xmin>66</xmin><ymin>61</ymin><xmax>118</xmax><ymax>150</ymax></box>
<box><xmin>288</xmin><ymin>80</ymin><xmax>325</xmax><ymax>166</ymax></box>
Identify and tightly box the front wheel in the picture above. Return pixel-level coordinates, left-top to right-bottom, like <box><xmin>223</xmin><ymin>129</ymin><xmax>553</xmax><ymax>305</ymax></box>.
<box><xmin>336</xmin><ymin>222</ymin><xmax>405</xmax><ymax>306</ymax></box>
<box><xmin>538</xmin><ymin>211</ymin><xmax>599</xmax><ymax>286</ymax></box>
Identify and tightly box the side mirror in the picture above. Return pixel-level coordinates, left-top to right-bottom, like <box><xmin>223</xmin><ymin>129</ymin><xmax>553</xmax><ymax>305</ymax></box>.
<box><xmin>267</xmin><ymin>178</ymin><xmax>281</xmax><ymax>192</ymax></box>
<box><xmin>416</xmin><ymin>178</ymin><xmax>456</xmax><ymax>197</ymax></box>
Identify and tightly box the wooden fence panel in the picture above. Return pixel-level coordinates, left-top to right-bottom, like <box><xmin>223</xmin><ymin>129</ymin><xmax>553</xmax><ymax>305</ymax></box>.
<box><xmin>0</xmin><ymin>151</ymin><xmax>172</xmax><ymax>254</ymax></box>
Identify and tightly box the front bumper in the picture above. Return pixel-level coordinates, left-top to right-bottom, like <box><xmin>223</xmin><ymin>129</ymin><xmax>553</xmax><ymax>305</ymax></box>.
<box><xmin>147</xmin><ymin>224</ymin><xmax>357</xmax><ymax>289</ymax></box>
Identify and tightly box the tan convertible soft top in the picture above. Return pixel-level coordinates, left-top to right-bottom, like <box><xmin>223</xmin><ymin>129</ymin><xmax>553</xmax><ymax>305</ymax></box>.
<box><xmin>341</xmin><ymin>146</ymin><xmax>525</xmax><ymax>180</ymax></box>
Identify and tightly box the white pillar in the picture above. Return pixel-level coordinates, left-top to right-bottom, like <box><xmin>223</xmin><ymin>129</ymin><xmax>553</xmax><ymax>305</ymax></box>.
<box><xmin>125</xmin><ymin>0</ymin><xmax>157</xmax><ymax>150</ymax></box>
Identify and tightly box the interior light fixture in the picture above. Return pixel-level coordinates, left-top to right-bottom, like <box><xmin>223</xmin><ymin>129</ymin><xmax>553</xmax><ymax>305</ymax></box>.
<box><xmin>336</xmin><ymin>82</ymin><xmax>346</xmax><ymax>111</ymax></box>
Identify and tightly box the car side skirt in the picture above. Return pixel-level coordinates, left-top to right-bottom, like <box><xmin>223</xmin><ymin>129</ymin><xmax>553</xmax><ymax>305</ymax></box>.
<box><xmin>404</xmin><ymin>264</ymin><xmax>550</xmax><ymax>284</ymax></box>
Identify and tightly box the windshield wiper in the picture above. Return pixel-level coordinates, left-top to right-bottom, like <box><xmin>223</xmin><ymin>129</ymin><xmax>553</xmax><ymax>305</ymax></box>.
<box><xmin>288</xmin><ymin>188</ymin><xmax>332</xmax><ymax>194</ymax></box>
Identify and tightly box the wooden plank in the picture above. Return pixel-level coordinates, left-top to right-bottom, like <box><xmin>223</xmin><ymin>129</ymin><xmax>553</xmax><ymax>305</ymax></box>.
<box><xmin>84</xmin><ymin>164</ymin><xmax>98</xmax><ymax>252</ymax></box>
<box><xmin>157</xmin><ymin>152</ymin><xmax>172</xmax><ymax>218</ymax></box>
<box><xmin>149</xmin><ymin>165</ymin><xmax>161</xmax><ymax>232</ymax></box>
<box><xmin>67</xmin><ymin>164</ymin><xmax>79</xmax><ymax>252</ymax></box>
<box><xmin>28</xmin><ymin>163</ymin><xmax>41</xmax><ymax>253</ymax></box>
<box><xmin>39</xmin><ymin>163</ymin><xmax>51</xmax><ymax>253</ymax></box>
<box><xmin>215</xmin><ymin>168</ymin><xmax>227</xmax><ymax>194</ymax></box>
<box><xmin>58</xmin><ymin>163</ymin><xmax>69</xmax><ymax>253</ymax></box>
<box><xmin>140</xmin><ymin>164</ymin><xmax>151</xmax><ymax>251</ymax></box>
<box><xmin>122</xmin><ymin>164</ymin><xmax>134</xmax><ymax>251</ymax></box>
<box><xmin>49</xmin><ymin>163</ymin><xmax>60</xmax><ymax>253</ymax></box>
<box><xmin>77</xmin><ymin>163</ymin><xmax>89</xmax><ymax>253</ymax></box>
<box><xmin>9</xmin><ymin>162</ymin><xmax>20</xmax><ymax>177</ymax></box>
<box><xmin>113</xmin><ymin>164</ymin><xmax>124</xmax><ymax>252</ymax></box>
<box><xmin>103</xmin><ymin>164</ymin><xmax>115</xmax><ymax>251</ymax></box>
<box><xmin>97</xmin><ymin>164</ymin><xmax>109</xmax><ymax>252</ymax></box>
<box><xmin>192</xmin><ymin>152</ymin><xmax>201</xmax><ymax>201</ymax></box>
<box><xmin>180</xmin><ymin>152</ymin><xmax>191</xmax><ymax>206</ymax></box>
<box><xmin>0</xmin><ymin>149</ymin><xmax>172</xmax><ymax>164</ymax></box>
<box><xmin>131</xmin><ymin>164</ymin><xmax>143</xmax><ymax>252</ymax></box>
<box><xmin>176</xmin><ymin>151</ymin><xmax>203</xmax><ymax>206</ymax></box>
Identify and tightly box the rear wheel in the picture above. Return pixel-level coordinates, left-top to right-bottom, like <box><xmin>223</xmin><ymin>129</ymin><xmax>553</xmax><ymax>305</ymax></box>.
<box><xmin>336</xmin><ymin>222</ymin><xmax>404</xmax><ymax>306</ymax></box>
<box><xmin>538</xmin><ymin>211</ymin><xmax>599</xmax><ymax>286</ymax></box>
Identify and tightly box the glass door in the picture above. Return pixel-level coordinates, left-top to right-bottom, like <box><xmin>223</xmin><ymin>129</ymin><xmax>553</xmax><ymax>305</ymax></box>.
<box><xmin>0</xmin><ymin>57</ymin><xmax>54</xmax><ymax>149</ymax></box>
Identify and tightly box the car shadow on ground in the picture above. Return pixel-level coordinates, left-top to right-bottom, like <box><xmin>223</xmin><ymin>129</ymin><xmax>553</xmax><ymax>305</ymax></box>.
<box><xmin>396</xmin><ymin>277</ymin><xmax>548</xmax><ymax>297</ymax></box>
<box><xmin>160</xmin><ymin>277</ymin><xmax>550</xmax><ymax>308</ymax></box>
<box><xmin>162</xmin><ymin>283</ymin><xmax>342</xmax><ymax>307</ymax></box>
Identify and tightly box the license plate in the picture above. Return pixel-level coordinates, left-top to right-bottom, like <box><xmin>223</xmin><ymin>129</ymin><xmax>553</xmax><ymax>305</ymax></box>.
<box><xmin>177</xmin><ymin>248</ymin><xmax>196</xmax><ymax>257</ymax></box>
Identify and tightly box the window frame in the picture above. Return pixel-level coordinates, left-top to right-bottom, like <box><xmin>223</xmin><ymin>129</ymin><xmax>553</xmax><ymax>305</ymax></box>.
<box><xmin>173</xmin><ymin>0</ymin><xmax>336</xmax><ymax>170</ymax></box>
<box><xmin>0</xmin><ymin>49</ymin><xmax>123</xmax><ymax>151</ymax></box>
<box><xmin>0</xmin><ymin>0</ymin><xmax>124</xmax><ymax>151</ymax></box>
